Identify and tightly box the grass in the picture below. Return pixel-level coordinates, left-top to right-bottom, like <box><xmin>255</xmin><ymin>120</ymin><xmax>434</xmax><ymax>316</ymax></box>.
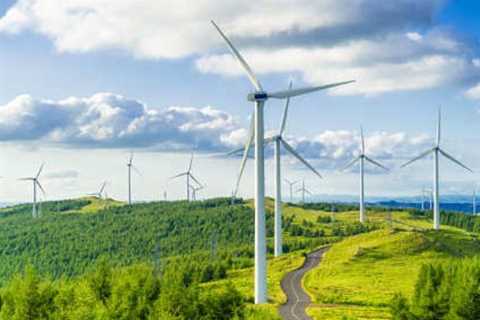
<box><xmin>76</xmin><ymin>196</ymin><xmax>124</xmax><ymax>213</ymax></box>
<box><xmin>303</xmin><ymin>211</ymin><xmax>480</xmax><ymax>319</ymax></box>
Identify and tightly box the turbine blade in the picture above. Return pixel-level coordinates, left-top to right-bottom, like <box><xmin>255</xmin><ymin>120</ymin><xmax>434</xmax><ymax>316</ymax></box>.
<box><xmin>19</xmin><ymin>177</ymin><xmax>34</xmax><ymax>181</ymax></box>
<box><xmin>188</xmin><ymin>153</ymin><xmax>194</xmax><ymax>172</ymax></box>
<box><xmin>226</xmin><ymin>146</ymin><xmax>245</xmax><ymax>157</ymax></box>
<box><xmin>211</xmin><ymin>20</ymin><xmax>262</xmax><ymax>91</ymax></box>
<box><xmin>305</xmin><ymin>189</ymin><xmax>313</xmax><ymax>195</ymax></box>
<box><xmin>267</xmin><ymin>80</ymin><xmax>355</xmax><ymax>99</ymax></box>
<box><xmin>438</xmin><ymin>149</ymin><xmax>473</xmax><ymax>173</ymax></box>
<box><xmin>132</xmin><ymin>165</ymin><xmax>143</xmax><ymax>177</ymax></box>
<box><xmin>129</xmin><ymin>152</ymin><xmax>134</xmax><ymax>164</ymax></box>
<box><xmin>36</xmin><ymin>180</ymin><xmax>46</xmax><ymax>196</ymax></box>
<box><xmin>233</xmin><ymin>114</ymin><xmax>255</xmax><ymax>196</ymax></box>
<box><xmin>170</xmin><ymin>172</ymin><xmax>188</xmax><ymax>180</ymax></box>
<box><xmin>36</xmin><ymin>163</ymin><xmax>44</xmax><ymax>179</ymax></box>
<box><xmin>99</xmin><ymin>182</ymin><xmax>106</xmax><ymax>194</ymax></box>
<box><xmin>189</xmin><ymin>173</ymin><xmax>203</xmax><ymax>187</ymax></box>
<box><xmin>279</xmin><ymin>81</ymin><xmax>293</xmax><ymax>135</ymax></box>
<box><xmin>342</xmin><ymin>157</ymin><xmax>360</xmax><ymax>171</ymax></box>
<box><xmin>436</xmin><ymin>108</ymin><xmax>441</xmax><ymax>147</ymax></box>
<box><xmin>364</xmin><ymin>155</ymin><xmax>389</xmax><ymax>171</ymax></box>
<box><xmin>281</xmin><ymin>139</ymin><xmax>322</xmax><ymax>179</ymax></box>
<box><xmin>400</xmin><ymin>148</ymin><xmax>434</xmax><ymax>168</ymax></box>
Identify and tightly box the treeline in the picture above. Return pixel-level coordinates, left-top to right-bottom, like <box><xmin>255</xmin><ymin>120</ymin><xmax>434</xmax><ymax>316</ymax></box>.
<box><xmin>410</xmin><ymin>209</ymin><xmax>480</xmax><ymax>233</ymax></box>
<box><xmin>0</xmin><ymin>260</ymin><xmax>248</xmax><ymax>320</ymax></box>
<box><xmin>0</xmin><ymin>198</ymin><xmax>262</xmax><ymax>282</ymax></box>
<box><xmin>391</xmin><ymin>257</ymin><xmax>480</xmax><ymax>319</ymax></box>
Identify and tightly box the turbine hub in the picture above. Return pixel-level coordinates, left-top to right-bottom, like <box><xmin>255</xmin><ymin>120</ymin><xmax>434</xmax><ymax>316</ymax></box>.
<box><xmin>247</xmin><ymin>92</ymin><xmax>268</xmax><ymax>102</ymax></box>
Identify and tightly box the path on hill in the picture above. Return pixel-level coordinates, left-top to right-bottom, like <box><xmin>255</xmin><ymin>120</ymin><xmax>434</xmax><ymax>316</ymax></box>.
<box><xmin>279</xmin><ymin>247</ymin><xmax>329</xmax><ymax>320</ymax></box>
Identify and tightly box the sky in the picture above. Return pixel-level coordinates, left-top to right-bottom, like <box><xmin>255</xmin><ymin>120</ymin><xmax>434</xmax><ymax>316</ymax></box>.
<box><xmin>0</xmin><ymin>0</ymin><xmax>480</xmax><ymax>203</ymax></box>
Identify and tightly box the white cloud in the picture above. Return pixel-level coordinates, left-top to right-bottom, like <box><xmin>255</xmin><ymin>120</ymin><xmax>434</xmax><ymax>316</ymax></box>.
<box><xmin>0</xmin><ymin>93</ymin><xmax>430</xmax><ymax>170</ymax></box>
<box><xmin>406</xmin><ymin>32</ymin><xmax>423</xmax><ymax>42</ymax></box>
<box><xmin>0</xmin><ymin>0</ymin><xmax>443</xmax><ymax>58</ymax></box>
<box><xmin>465</xmin><ymin>83</ymin><xmax>480</xmax><ymax>100</ymax></box>
<box><xmin>0</xmin><ymin>93</ymin><xmax>238</xmax><ymax>151</ymax></box>
<box><xmin>44</xmin><ymin>169</ymin><xmax>79</xmax><ymax>180</ymax></box>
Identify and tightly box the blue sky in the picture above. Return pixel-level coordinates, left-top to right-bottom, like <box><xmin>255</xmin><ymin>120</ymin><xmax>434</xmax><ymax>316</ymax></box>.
<box><xmin>0</xmin><ymin>0</ymin><xmax>479</xmax><ymax>202</ymax></box>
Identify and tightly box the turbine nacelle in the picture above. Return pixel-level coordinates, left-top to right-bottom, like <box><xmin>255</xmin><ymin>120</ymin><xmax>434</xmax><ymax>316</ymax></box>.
<box><xmin>247</xmin><ymin>92</ymin><xmax>268</xmax><ymax>102</ymax></box>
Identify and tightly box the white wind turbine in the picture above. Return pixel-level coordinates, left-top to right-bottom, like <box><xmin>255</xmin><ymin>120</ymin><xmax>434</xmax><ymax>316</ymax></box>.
<box><xmin>229</xmin><ymin>82</ymin><xmax>323</xmax><ymax>257</ymax></box>
<box><xmin>88</xmin><ymin>181</ymin><xmax>107</xmax><ymax>199</ymax></box>
<box><xmin>19</xmin><ymin>163</ymin><xmax>46</xmax><ymax>218</ymax></box>
<box><xmin>296</xmin><ymin>179</ymin><xmax>312</xmax><ymax>204</ymax></box>
<box><xmin>211</xmin><ymin>20</ymin><xmax>354</xmax><ymax>303</ymax></box>
<box><xmin>401</xmin><ymin>110</ymin><xmax>472</xmax><ymax>230</ymax></box>
<box><xmin>189</xmin><ymin>185</ymin><xmax>204</xmax><ymax>201</ymax></box>
<box><xmin>127</xmin><ymin>153</ymin><xmax>142</xmax><ymax>205</ymax></box>
<box><xmin>170</xmin><ymin>154</ymin><xmax>202</xmax><ymax>201</ymax></box>
<box><xmin>284</xmin><ymin>178</ymin><xmax>300</xmax><ymax>202</ymax></box>
<box><xmin>343</xmin><ymin>127</ymin><xmax>388</xmax><ymax>223</ymax></box>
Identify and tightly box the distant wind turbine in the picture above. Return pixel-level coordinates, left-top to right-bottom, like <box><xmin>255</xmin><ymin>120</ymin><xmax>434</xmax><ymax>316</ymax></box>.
<box><xmin>170</xmin><ymin>154</ymin><xmax>202</xmax><ymax>201</ymax></box>
<box><xmin>228</xmin><ymin>81</ymin><xmax>322</xmax><ymax>257</ymax></box>
<box><xmin>211</xmin><ymin>20</ymin><xmax>354</xmax><ymax>304</ymax></box>
<box><xmin>401</xmin><ymin>110</ymin><xmax>473</xmax><ymax>230</ymax></box>
<box><xmin>88</xmin><ymin>181</ymin><xmax>107</xmax><ymax>199</ymax></box>
<box><xmin>343</xmin><ymin>127</ymin><xmax>388</xmax><ymax>223</ymax></box>
<box><xmin>296</xmin><ymin>180</ymin><xmax>312</xmax><ymax>204</ymax></box>
<box><xmin>19</xmin><ymin>163</ymin><xmax>46</xmax><ymax>218</ymax></box>
<box><xmin>284</xmin><ymin>179</ymin><xmax>300</xmax><ymax>202</ymax></box>
<box><xmin>189</xmin><ymin>185</ymin><xmax>204</xmax><ymax>201</ymax></box>
<box><xmin>127</xmin><ymin>153</ymin><xmax>142</xmax><ymax>205</ymax></box>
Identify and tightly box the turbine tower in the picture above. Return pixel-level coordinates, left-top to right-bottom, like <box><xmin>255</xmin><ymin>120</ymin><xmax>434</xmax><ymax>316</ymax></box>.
<box><xmin>401</xmin><ymin>110</ymin><xmax>472</xmax><ymax>230</ymax></box>
<box><xmin>189</xmin><ymin>185</ymin><xmax>204</xmax><ymax>201</ymax></box>
<box><xmin>127</xmin><ymin>153</ymin><xmax>141</xmax><ymax>205</ymax></box>
<box><xmin>296</xmin><ymin>180</ymin><xmax>312</xmax><ymax>204</ymax></box>
<box><xmin>19</xmin><ymin>163</ymin><xmax>46</xmax><ymax>218</ymax></box>
<box><xmin>170</xmin><ymin>154</ymin><xmax>202</xmax><ymax>201</ymax></box>
<box><xmin>284</xmin><ymin>178</ymin><xmax>300</xmax><ymax>202</ymax></box>
<box><xmin>343</xmin><ymin>127</ymin><xmax>388</xmax><ymax>223</ymax></box>
<box><xmin>88</xmin><ymin>181</ymin><xmax>107</xmax><ymax>199</ymax></box>
<box><xmin>228</xmin><ymin>81</ymin><xmax>322</xmax><ymax>257</ymax></box>
<box><xmin>212</xmin><ymin>20</ymin><xmax>354</xmax><ymax>304</ymax></box>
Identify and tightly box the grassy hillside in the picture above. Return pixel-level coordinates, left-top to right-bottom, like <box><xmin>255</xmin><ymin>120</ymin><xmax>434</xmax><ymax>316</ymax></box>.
<box><xmin>303</xmin><ymin>211</ymin><xmax>480</xmax><ymax>319</ymax></box>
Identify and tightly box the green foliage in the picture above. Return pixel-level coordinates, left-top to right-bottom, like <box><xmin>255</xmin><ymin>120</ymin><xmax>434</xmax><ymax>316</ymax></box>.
<box><xmin>0</xmin><ymin>261</ymin><xmax>246</xmax><ymax>320</ymax></box>
<box><xmin>391</xmin><ymin>257</ymin><xmax>480</xmax><ymax>320</ymax></box>
<box><xmin>0</xmin><ymin>198</ymin><xmax>263</xmax><ymax>282</ymax></box>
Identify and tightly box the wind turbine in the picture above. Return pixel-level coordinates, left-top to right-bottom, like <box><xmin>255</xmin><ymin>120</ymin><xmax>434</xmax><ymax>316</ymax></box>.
<box><xmin>189</xmin><ymin>185</ymin><xmax>204</xmax><ymax>201</ymax></box>
<box><xmin>211</xmin><ymin>20</ymin><xmax>354</xmax><ymax>303</ymax></box>
<box><xmin>170</xmin><ymin>154</ymin><xmax>202</xmax><ymax>201</ymax></box>
<box><xmin>296</xmin><ymin>180</ymin><xmax>312</xmax><ymax>204</ymax></box>
<box><xmin>88</xmin><ymin>181</ymin><xmax>107</xmax><ymax>199</ymax></box>
<box><xmin>343</xmin><ymin>127</ymin><xmax>388</xmax><ymax>223</ymax></box>
<box><xmin>284</xmin><ymin>179</ymin><xmax>300</xmax><ymax>202</ymax></box>
<box><xmin>127</xmin><ymin>153</ymin><xmax>141</xmax><ymax>205</ymax></box>
<box><xmin>228</xmin><ymin>82</ymin><xmax>322</xmax><ymax>257</ymax></box>
<box><xmin>401</xmin><ymin>110</ymin><xmax>472</xmax><ymax>230</ymax></box>
<box><xmin>19</xmin><ymin>163</ymin><xmax>46</xmax><ymax>218</ymax></box>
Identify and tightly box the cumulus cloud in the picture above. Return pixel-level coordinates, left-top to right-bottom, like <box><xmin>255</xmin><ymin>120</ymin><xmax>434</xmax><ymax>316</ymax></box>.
<box><xmin>279</xmin><ymin>130</ymin><xmax>431</xmax><ymax>170</ymax></box>
<box><xmin>465</xmin><ymin>83</ymin><xmax>480</xmax><ymax>100</ymax></box>
<box><xmin>0</xmin><ymin>93</ymin><xmax>238</xmax><ymax>151</ymax></box>
<box><xmin>1</xmin><ymin>1</ymin><xmax>479</xmax><ymax>95</ymax></box>
<box><xmin>0</xmin><ymin>92</ymin><xmax>431</xmax><ymax>170</ymax></box>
